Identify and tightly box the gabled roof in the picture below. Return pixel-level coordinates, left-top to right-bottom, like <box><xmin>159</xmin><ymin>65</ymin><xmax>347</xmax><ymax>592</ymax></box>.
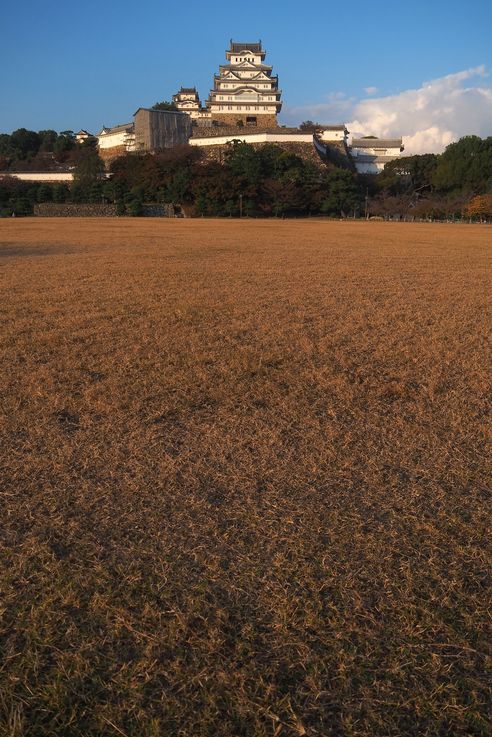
<box><xmin>226</xmin><ymin>40</ymin><xmax>266</xmax><ymax>61</ymax></box>
<box><xmin>180</xmin><ymin>86</ymin><xmax>197</xmax><ymax>93</ymax></box>
<box><xmin>220</xmin><ymin>70</ymin><xmax>241</xmax><ymax>80</ymax></box>
<box><xmin>220</xmin><ymin>63</ymin><xmax>273</xmax><ymax>73</ymax></box>
<box><xmin>352</xmin><ymin>137</ymin><xmax>403</xmax><ymax>149</ymax></box>
<box><xmin>98</xmin><ymin>123</ymin><xmax>133</xmax><ymax>135</ymax></box>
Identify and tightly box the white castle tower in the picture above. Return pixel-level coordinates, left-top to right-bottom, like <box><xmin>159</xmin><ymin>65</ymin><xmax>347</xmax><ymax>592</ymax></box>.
<box><xmin>206</xmin><ymin>40</ymin><xmax>282</xmax><ymax>128</ymax></box>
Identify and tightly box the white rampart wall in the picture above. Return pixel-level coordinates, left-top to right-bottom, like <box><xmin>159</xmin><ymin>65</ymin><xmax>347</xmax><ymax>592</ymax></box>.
<box><xmin>190</xmin><ymin>133</ymin><xmax>313</xmax><ymax>146</ymax></box>
<box><xmin>1</xmin><ymin>172</ymin><xmax>113</xmax><ymax>182</ymax></box>
<box><xmin>1</xmin><ymin>172</ymin><xmax>75</xmax><ymax>182</ymax></box>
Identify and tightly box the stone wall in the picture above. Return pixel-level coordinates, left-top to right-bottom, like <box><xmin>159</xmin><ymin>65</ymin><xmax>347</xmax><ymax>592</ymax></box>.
<box><xmin>196</xmin><ymin>141</ymin><xmax>326</xmax><ymax>169</ymax></box>
<box><xmin>210</xmin><ymin>113</ymin><xmax>278</xmax><ymax>128</ymax></box>
<box><xmin>98</xmin><ymin>145</ymin><xmax>127</xmax><ymax>164</ymax></box>
<box><xmin>34</xmin><ymin>203</ymin><xmax>182</xmax><ymax>218</ymax></box>
<box><xmin>34</xmin><ymin>204</ymin><xmax>118</xmax><ymax>217</ymax></box>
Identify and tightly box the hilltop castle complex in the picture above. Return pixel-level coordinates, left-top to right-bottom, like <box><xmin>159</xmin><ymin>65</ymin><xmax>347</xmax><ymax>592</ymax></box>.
<box><xmin>96</xmin><ymin>39</ymin><xmax>404</xmax><ymax>174</ymax></box>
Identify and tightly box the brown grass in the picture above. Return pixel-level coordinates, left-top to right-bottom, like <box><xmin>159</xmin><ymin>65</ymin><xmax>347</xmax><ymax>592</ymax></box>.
<box><xmin>0</xmin><ymin>218</ymin><xmax>491</xmax><ymax>737</ymax></box>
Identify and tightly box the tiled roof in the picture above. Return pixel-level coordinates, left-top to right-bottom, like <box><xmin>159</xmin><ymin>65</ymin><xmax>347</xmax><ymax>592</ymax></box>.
<box><xmin>352</xmin><ymin>138</ymin><xmax>403</xmax><ymax>148</ymax></box>
<box><xmin>229</xmin><ymin>41</ymin><xmax>263</xmax><ymax>53</ymax></box>
<box><xmin>99</xmin><ymin>123</ymin><xmax>134</xmax><ymax>135</ymax></box>
<box><xmin>221</xmin><ymin>64</ymin><xmax>272</xmax><ymax>72</ymax></box>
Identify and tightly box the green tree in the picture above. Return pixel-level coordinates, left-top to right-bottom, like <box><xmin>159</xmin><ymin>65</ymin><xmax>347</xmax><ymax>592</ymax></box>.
<box><xmin>152</xmin><ymin>101</ymin><xmax>177</xmax><ymax>111</ymax></box>
<box><xmin>37</xmin><ymin>184</ymin><xmax>53</xmax><ymax>203</ymax></box>
<box><xmin>38</xmin><ymin>130</ymin><xmax>58</xmax><ymax>152</ymax></box>
<box><xmin>9</xmin><ymin>129</ymin><xmax>41</xmax><ymax>159</ymax></box>
<box><xmin>320</xmin><ymin>170</ymin><xmax>360</xmax><ymax>217</ymax></box>
<box><xmin>54</xmin><ymin>131</ymin><xmax>76</xmax><ymax>154</ymax></box>
<box><xmin>73</xmin><ymin>150</ymin><xmax>105</xmax><ymax>186</ymax></box>
<box><xmin>432</xmin><ymin>136</ymin><xmax>492</xmax><ymax>194</ymax></box>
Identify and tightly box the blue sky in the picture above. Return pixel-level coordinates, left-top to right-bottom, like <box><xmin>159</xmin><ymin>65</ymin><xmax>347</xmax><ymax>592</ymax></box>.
<box><xmin>1</xmin><ymin>0</ymin><xmax>492</xmax><ymax>152</ymax></box>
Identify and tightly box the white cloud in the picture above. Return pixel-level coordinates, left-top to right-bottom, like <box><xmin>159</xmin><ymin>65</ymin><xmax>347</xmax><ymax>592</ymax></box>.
<box><xmin>364</xmin><ymin>86</ymin><xmax>378</xmax><ymax>95</ymax></box>
<box><xmin>282</xmin><ymin>66</ymin><xmax>492</xmax><ymax>154</ymax></box>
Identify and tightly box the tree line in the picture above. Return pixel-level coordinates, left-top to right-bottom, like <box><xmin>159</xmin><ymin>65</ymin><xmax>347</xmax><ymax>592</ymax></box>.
<box><xmin>0</xmin><ymin>128</ymin><xmax>96</xmax><ymax>172</ymax></box>
<box><xmin>1</xmin><ymin>129</ymin><xmax>491</xmax><ymax>219</ymax></box>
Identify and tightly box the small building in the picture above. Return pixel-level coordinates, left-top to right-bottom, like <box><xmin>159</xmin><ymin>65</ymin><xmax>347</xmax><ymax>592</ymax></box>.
<box><xmin>317</xmin><ymin>125</ymin><xmax>349</xmax><ymax>144</ymax></box>
<box><xmin>173</xmin><ymin>87</ymin><xmax>203</xmax><ymax>118</ymax></box>
<box><xmin>75</xmin><ymin>129</ymin><xmax>92</xmax><ymax>144</ymax></box>
<box><xmin>97</xmin><ymin>123</ymin><xmax>135</xmax><ymax>161</ymax></box>
<box><xmin>350</xmin><ymin>137</ymin><xmax>404</xmax><ymax>174</ymax></box>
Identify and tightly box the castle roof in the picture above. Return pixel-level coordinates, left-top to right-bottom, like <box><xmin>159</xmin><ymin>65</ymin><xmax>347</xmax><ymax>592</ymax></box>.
<box><xmin>229</xmin><ymin>41</ymin><xmax>263</xmax><ymax>54</ymax></box>
<box><xmin>99</xmin><ymin>123</ymin><xmax>134</xmax><ymax>135</ymax></box>
<box><xmin>179</xmin><ymin>87</ymin><xmax>197</xmax><ymax>94</ymax></box>
<box><xmin>220</xmin><ymin>63</ymin><xmax>273</xmax><ymax>73</ymax></box>
<box><xmin>352</xmin><ymin>137</ymin><xmax>403</xmax><ymax>149</ymax></box>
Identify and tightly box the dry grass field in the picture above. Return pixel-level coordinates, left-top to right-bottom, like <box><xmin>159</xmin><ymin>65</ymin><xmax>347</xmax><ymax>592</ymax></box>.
<box><xmin>0</xmin><ymin>218</ymin><xmax>491</xmax><ymax>737</ymax></box>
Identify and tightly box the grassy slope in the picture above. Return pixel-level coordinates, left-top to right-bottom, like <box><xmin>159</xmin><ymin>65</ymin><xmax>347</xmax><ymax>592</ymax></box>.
<box><xmin>0</xmin><ymin>219</ymin><xmax>490</xmax><ymax>737</ymax></box>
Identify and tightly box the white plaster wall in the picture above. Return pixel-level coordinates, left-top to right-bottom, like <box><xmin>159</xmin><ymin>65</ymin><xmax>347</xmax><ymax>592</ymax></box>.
<box><xmin>320</xmin><ymin>130</ymin><xmax>346</xmax><ymax>142</ymax></box>
<box><xmin>353</xmin><ymin>162</ymin><xmax>384</xmax><ymax>174</ymax></box>
<box><xmin>1</xmin><ymin>172</ymin><xmax>75</xmax><ymax>182</ymax></box>
<box><xmin>2</xmin><ymin>172</ymin><xmax>114</xmax><ymax>182</ymax></box>
<box><xmin>210</xmin><ymin>106</ymin><xmax>277</xmax><ymax>113</ymax></box>
<box><xmin>190</xmin><ymin>133</ymin><xmax>313</xmax><ymax>147</ymax></box>
<box><xmin>98</xmin><ymin>131</ymin><xmax>128</xmax><ymax>150</ymax></box>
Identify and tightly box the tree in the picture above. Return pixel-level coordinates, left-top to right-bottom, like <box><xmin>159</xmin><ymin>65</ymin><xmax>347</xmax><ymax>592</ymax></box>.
<box><xmin>38</xmin><ymin>130</ymin><xmax>59</xmax><ymax>152</ymax></box>
<box><xmin>379</xmin><ymin>154</ymin><xmax>438</xmax><ymax>195</ymax></box>
<box><xmin>54</xmin><ymin>131</ymin><xmax>76</xmax><ymax>155</ymax></box>
<box><xmin>300</xmin><ymin>121</ymin><xmax>321</xmax><ymax>132</ymax></box>
<box><xmin>464</xmin><ymin>194</ymin><xmax>492</xmax><ymax>221</ymax></box>
<box><xmin>320</xmin><ymin>170</ymin><xmax>360</xmax><ymax>217</ymax></box>
<box><xmin>432</xmin><ymin>136</ymin><xmax>492</xmax><ymax>194</ymax></box>
<box><xmin>152</xmin><ymin>101</ymin><xmax>177</xmax><ymax>111</ymax></box>
<box><xmin>72</xmin><ymin>150</ymin><xmax>105</xmax><ymax>201</ymax></box>
<box><xmin>260</xmin><ymin>178</ymin><xmax>305</xmax><ymax>217</ymax></box>
<box><xmin>9</xmin><ymin>129</ymin><xmax>40</xmax><ymax>159</ymax></box>
<box><xmin>37</xmin><ymin>184</ymin><xmax>53</xmax><ymax>203</ymax></box>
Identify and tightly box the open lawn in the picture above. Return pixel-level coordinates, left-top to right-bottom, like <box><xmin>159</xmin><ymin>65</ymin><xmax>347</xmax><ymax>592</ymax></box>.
<box><xmin>0</xmin><ymin>218</ymin><xmax>491</xmax><ymax>736</ymax></box>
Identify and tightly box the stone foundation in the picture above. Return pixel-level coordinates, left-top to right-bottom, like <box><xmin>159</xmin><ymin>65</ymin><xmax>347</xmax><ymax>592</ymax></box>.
<box><xmin>197</xmin><ymin>141</ymin><xmax>326</xmax><ymax>169</ymax></box>
<box><xmin>210</xmin><ymin>113</ymin><xmax>278</xmax><ymax>129</ymax></box>
<box><xmin>34</xmin><ymin>203</ymin><xmax>118</xmax><ymax>217</ymax></box>
<box><xmin>98</xmin><ymin>145</ymin><xmax>127</xmax><ymax>164</ymax></box>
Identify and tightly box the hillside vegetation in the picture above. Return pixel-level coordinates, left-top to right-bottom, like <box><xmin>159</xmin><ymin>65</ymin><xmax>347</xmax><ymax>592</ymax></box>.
<box><xmin>1</xmin><ymin>131</ymin><xmax>492</xmax><ymax>220</ymax></box>
<box><xmin>0</xmin><ymin>219</ymin><xmax>491</xmax><ymax>737</ymax></box>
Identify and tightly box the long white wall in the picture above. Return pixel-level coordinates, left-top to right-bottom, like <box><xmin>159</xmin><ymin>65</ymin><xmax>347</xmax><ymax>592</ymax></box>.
<box><xmin>0</xmin><ymin>172</ymin><xmax>74</xmax><ymax>182</ymax></box>
<box><xmin>1</xmin><ymin>172</ymin><xmax>113</xmax><ymax>182</ymax></box>
<box><xmin>190</xmin><ymin>132</ymin><xmax>313</xmax><ymax>147</ymax></box>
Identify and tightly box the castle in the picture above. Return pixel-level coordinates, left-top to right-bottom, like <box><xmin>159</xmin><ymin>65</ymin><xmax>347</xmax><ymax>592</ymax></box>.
<box><xmin>173</xmin><ymin>41</ymin><xmax>282</xmax><ymax>128</ymax></box>
<box><xmin>95</xmin><ymin>39</ymin><xmax>404</xmax><ymax>174</ymax></box>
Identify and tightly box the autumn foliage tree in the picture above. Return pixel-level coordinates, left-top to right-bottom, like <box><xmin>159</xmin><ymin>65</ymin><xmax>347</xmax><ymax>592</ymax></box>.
<box><xmin>464</xmin><ymin>194</ymin><xmax>492</xmax><ymax>220</ymax></box>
